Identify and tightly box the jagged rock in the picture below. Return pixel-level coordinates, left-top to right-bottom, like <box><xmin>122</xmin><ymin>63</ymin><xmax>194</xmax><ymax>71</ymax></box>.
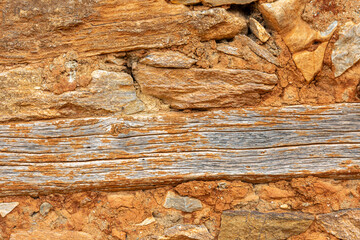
<box><xmin>235</xmin><ymin>35</ymin><xmax>280</xmax><ymax>66</ymax></box>
<box><xmin>10</xmin><ymin>230</ymin><xmax>94</xmax><ymax>240</ymax></box>
<box><xmin>317</xmin><ymin>208</ymin><xmax>360</xmax><ymax>240</ymax></box>
<box><xmin>293</xmin><ymin>42</ymin><xmax>328</xmax><ymax>82</ymax></box>
<box><xmin>134</xmin><ymin>64</ymin><xmax>278</xmax><ymax>109</ymax></box>
<box><xmin>163</xmin><ymin>224</ymin><xmax>213</xmax><ymax>240</ymax></box>
<box><xmin>163</xmin><ymin>192</ymin><xmax>203</xmax><ymax>213</ymax></box>
<box><xmin>0</xmin><ymin>68</ymin><xmax>144</xmax><ymax>121</ymax></box>
<box><xmin>332</xmin><ymin>22</ymin><xmax>360</xmax><ymax>77</ymax></box>
<box><xmin>0</xmin><ymin>202</ymin><xmax>18</xmax><ymax>217</ymax></box>
<box><xmin>39</xmin><ymin>202</ymin><xmax>53</xmax><ymax>216</ymax></box>
<box><xmin>258</xmin><ymin>0</ymin><xmax>337</xmax><ymax>81</ymax></box>
<box><xmin>258</xmin><ymin>0</ymin><xmax>337</xmax><ymax>53</ymax></box>
<box><xmin>218</xmin><ymin>210</ymin><xmax>314</xmax><ymax>240</ymax></box>
<box><xmin>249</xmin><ymin>17</ymin><xmax>271</xmax><ymax>43</ymax></box>
<box><xmin>139</xmin><ymin>51</ymin><xmax>197</xmax><ymax>68</ymax></box>
<box><xmin>0</xmin><ymin>1</ymin><xmax>246</xmax><ymax>64</ymax></box>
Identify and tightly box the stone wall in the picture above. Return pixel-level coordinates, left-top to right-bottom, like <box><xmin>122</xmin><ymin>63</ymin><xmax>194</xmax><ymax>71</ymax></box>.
<box><xmin>1</xmin><ymin>0</ymin><xmax>360</xmax><ymax>239</ymax></box>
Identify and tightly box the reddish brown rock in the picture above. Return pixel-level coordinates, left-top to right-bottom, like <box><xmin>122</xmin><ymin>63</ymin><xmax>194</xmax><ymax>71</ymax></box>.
<box><xmin>133</xmin><ymin>64</ymin><xmax>278</xmax><ymax>109</ymax></box>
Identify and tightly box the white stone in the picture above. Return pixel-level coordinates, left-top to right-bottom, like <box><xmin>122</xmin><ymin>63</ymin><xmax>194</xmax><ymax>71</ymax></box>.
<box><xmin>0</xmin><ymin>202</ymin><xmax>19</xmax><ymax>217</ymax></box>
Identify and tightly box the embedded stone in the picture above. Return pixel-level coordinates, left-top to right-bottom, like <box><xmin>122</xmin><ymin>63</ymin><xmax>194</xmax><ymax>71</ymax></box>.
<box><xmin>40</xmin><ymin>202</ymin><xmax>53</xmax><ymax>216</ymax></box>
<box><xmin>134</xmin><ymin>64</ymin><xmax>278</xmax><ymax>109</ymax></box>
<box><xmin>293</xmin><ymin>42</ymin><xmax>328</xmax><ymax>82</ymax></box>
<box><xmin>0</xmin><ymin>202</ymin><xmax>19</xmax><ymax>217</ymax></box>
<box><xmin>218</xmin><ymin>210</ymin><xmax>314</xmax><ymax>240</ymax></box>
<box><xmin>139</xmin><ymin>51</ymin><xmax>197</xmax><ymax>68</ymax></box>
<box><xmin>332</xmin><ymin>22</ymin><xmax>360</xmax><ymax>77</ymax></box>
<box><xmin>249</xmin><ymin>17</ymin><xmax>271</xmax><ymax>43</ymax></box>
<box><xmin>164</xmin><ymin>224</ymin><xmax>213</xmax><ymax>240</ymax></box>
<box><xmin>317</xmin><ymin>208</ymin><xmax>360</xmax><ymax>240</ymax></box>
<box><xmin>164</xmin><ymin>191</ymin><xmax>203</xmax><ymax>213</ymax></box>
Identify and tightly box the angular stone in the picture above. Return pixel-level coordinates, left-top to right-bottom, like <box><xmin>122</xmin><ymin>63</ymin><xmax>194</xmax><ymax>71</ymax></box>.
<box><xmin>164</xmin><ymin>191</ymin><xmax>202</xmax><ymax>213</ymax></box>
<box><xmin>107</xmin><ymin>192</ymin><xmax>135</xmax><ymax>209</ymax></box>
<box><xmin>0</xmin><ymin>1</ymin><xmax>247</xmax><ymax>64</ymax></box>
<box><xmin>259</xmin><ymin>0</ymin><xmax>337</xmax><ymax>53</ymax></box>
<box><xmin>10</xmin><ymin>230</ymin><xmax>94</xmax><ymax>240</ymax></box>
<box><xmin>218</xmin><ymin>210</ymin><xmax>314</xmax><ymax>240</ymax></box>
<box><xmin>293</xmin><ymin>42</ymin><xmax>328</xmax><ymax>82</ymax></box>
<box><xmin>139</xmin><ymin>51</ymin><xmax>197</xmax><ymax>69</ymax></box>
<box><xmin>134</xmin><ymin>64</ymin><xmax>278</xmax><ymax>109</ymax></box>
<box><xmin>249</xmin><ymin>17</ymin><xmax>271</xmax><ymax>43</ymax></box>
<box><xmin>0</xmin><ymin>68</ymin><xmax>143</xmax><ymax>121</ymax></box>
<box><xmin>0</xmin><ymin>202</ymin><xmax>18</xmax><ymax>217</ymax></box>
<box><xmin>332</xmin><ymin>22</ymin><xmax>360</xmax><ymax>77</ymax></box>
<box><xmin>235</xmin><ymin>35</ymin><xmax>280</xmax><ymax>66</ymax></box>
<box><xmin>39</xmin><ymin>202</ymin><xmax>53</xmax><ymax>216</ymax></box>
<box><xmin>164</xmin><ymin>224</ymin><xmax>213</xmax><ymax>240</ymax></box>
<box><xmin>317</xmin><ymin>208</ymin><xmax>360</xmax><ymax>240</ymax></box>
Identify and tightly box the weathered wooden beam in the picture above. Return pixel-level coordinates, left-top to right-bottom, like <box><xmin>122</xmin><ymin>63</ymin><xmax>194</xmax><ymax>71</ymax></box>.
<box><xmin>0</xmin><ymin>103</ymin><xmax>359</xmax><ymax>196</ymax></box>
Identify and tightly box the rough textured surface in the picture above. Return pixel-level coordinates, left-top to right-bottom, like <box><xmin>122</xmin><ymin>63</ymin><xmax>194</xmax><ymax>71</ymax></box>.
<box><xmin>0</xmin><ymin>202</ymin><xmax>19</xmax><ymax>217</ymax></box>
<box><xmin>10</xmin><ymin>230</ymin><xmax>94</xmax><ymax>240</ymax></box>
<box><xmin>134</xmin><ymin>63</ymin><xmax>278</xmax><ymax>109</ymax></box>
<box><xmin>163</xmin><ymin>224</ymin><xmax>213</xmax><ymax>240</ymax></box>
<box><xmin>317</xmin><ymin>208</ymin><xmax>360</xmax><ymax>240</ymax></box>
<box><xmin>0</xmin><ymin>104</ymin><xmax>359</xmax><ymax>196</ymax></box>
<box><xmin>164</xmin><ymin>192</ymin><xmax>203</xmax><ymax>213</ymax></box>
<box><xmin>139</xmin><ymin>51</ymin><xmax>197</xmax><ymax>69</ymax></box>
<box><xmin>0</xmin><ymin>1</ymin><xmax>246</xmax><ymax>64</ymax></box>
<box><xmin>0</xmin><ymin>68</ymin><xmax>144</xmax><ymax>121</ymax></box>
<box><xmin>249</xmin><ymin>17</ymin><xmax>271</xmax><ymax>43</ymax></box>
<box><xmin>218</xmin><ymin>210</ymin><xmax>314</xmax><ymax>240</ymax></box>
<box><xmin>332</xmin><ymin>22</ymin><xmax>360</xmax><ymax>77</ymax></box>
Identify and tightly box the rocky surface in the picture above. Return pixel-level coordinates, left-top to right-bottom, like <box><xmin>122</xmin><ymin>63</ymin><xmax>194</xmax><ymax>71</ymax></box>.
<box><xmin>332</xmin><ymin>22</ymin><xmax>360</xmax><ymax>77</ymax></box>
<box><xmin>163</xmin><ymin>192</ymin><xmax>203</xmax><ymax>213</ymax></box>
<box><xmin>218</xmin><ymin>210</ymin><xmax>314</xmax><ymax>240</ymax></box>
<box><xmin>0</xmin><ymin>0</ymin><xmax>360</xmax><ymax>239</ymax></box>
<box><xmin>134</xmin><ymin>64</ymin><xmax>278</xmax><ymax>109</ymax></box>
<box><xmin>0</xmin><ymin>177</ymin><xmax>359</xmax><ymax>239</ymax></box>
<box><xmin>317</xmin><ymin>208</ymin><xmax>360</xmax><ymax>240</ymax></box>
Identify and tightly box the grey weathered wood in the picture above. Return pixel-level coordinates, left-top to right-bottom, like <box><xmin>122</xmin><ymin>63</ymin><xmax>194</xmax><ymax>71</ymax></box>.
<box><xmin>0</xmin><ymin>103</ymin><xmax>359</xmax><ymax>196</ymax></box>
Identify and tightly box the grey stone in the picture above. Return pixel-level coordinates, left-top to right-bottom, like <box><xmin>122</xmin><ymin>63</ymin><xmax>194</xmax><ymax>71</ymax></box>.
<box><xmin>40</xmin><ymin>202</ymin><xmax>53</xmax><ymax>216</ymax></box>
<box><xmin>0</xmin><ymin>202</ymin><xmax>19</xmax><ymax>217</ymax></box>
<box><xmin>317</xmin><ymin>208</ymin><xmax>360</xmax><ymax>240</ymax></box>
<box><xmin>218</xmin><ymin>210</ymin><xmax>314</xmax><ymax>240</ymax></box>
<box><xmin>332</xmin><ymin>22</ymin><xmax>360</xmax><ymax>77</ymax></box>
<box><xmin>164</xmin><ymin>191</ymin><xmax>202</xmax><ymax>213</ymax></box>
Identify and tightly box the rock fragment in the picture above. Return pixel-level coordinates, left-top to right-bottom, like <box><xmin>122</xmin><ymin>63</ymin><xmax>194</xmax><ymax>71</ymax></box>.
<box><xmin>164</xmin><ymin>192</ymin><xmax>202</xmax><ymax>213</ymax></box>
<box><xmin>317</xmin><ymin>208</ymin><xmax>360</xmax><ymax>240</ymax></box>
<box><xmin>0</xmin><ymin>202</ymin><xmax>19</xmax><ymax>217</ymax></box>
<box><xmin>40</xmin><ymin>202</ymin><xmax>53</xmax><ymax>216</ymax></box>
<box><xmin>332</xmin><ymin>22</ymin><xmax>360</xmax><ymax>77</ymax></box>
<box><xmin>164</xmin><ymin>224</ymin><xmax>213</xmax><ymax>240</ymax></box>
<box><xmin>134</xmin><ymin>64</ymin><xmax>278</xmax><ymax>109</ymax></box>
<box><xmin>139</xmin><ymin>51</ymin><xmax>197</xmax><ymax>68</ymax></box>
<box><xmin>258</xmin><ymin>0</ymin><xmax>337</xmax><ymax>81</ymax></box>
<box><xmin>203</xmin><ymin>0</ymin><xmax>257</xmax><ymax>6</ymax></box>
<box><xmin>218</xmin><ymin>210</ymin><xmax>314</xmax><ymax>240</ymax></box>
<box><xmin>249</xmin><ymin>17</ymin><xmax>271</xmax><ymax>43</ymax></box>
<box><xmin>293</xmin><ymin>42</ymin><xmax>328</xmax><ymax>82</ymax></box>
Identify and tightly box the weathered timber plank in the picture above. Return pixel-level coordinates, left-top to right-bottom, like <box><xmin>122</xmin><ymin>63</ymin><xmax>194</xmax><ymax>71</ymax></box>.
<box><xmin>0</xmin><ymin>103</ymin><xmax>359</xmax><ymax>196</ymax></box>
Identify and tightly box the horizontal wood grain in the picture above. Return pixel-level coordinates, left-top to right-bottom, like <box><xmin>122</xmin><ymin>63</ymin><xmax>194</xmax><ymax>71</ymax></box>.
<box><xmin>0</xmin><ymin>103</ymin><xmax>359</xmax><ymax>196</ymax></box>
